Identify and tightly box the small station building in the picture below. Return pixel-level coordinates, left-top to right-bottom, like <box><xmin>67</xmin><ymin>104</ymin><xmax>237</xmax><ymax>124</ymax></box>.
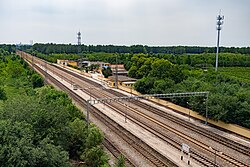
<box><xmin>57</xmin><ymin>59</ymin><xmax>78</xmax><ymax>67</ymax></box>
<box><xmin>79</xmin><ymin>61</ymin><xmax>110</xmax><ymax>68</ymax></box>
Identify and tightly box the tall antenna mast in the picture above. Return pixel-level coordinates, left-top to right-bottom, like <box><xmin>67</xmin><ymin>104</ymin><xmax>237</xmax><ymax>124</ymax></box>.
<box><xmin>77</xmin><ymin>31</ymin><xmax>81</xmax><ymax>45</ymax></box>
<box><xmin>215</xmin><ymin>10</ymin><xmax>224</xmax><ymax>72</ymax></box>
<box><xmin>77</xmin><ymin>31</ymin><xmax>81</xmax><ymax>53</ymax></box>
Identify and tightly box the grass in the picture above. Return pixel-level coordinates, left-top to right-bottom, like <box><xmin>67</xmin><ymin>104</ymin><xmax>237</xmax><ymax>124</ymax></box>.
<box><xmin>219</xmin><ymin>67</ymin><xmax>250</xmax><ymax>84</ymax></box>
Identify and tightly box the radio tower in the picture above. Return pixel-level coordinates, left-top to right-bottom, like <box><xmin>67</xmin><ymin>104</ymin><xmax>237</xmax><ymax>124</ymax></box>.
<box><xmin>77</xmin><ymin>31</ymin><xmax>81</xmax><ymax>45</ymax></box>
<box><xmin>77</xmin><ymin>31</ymin><xmax>81</xmax><ymax>53</ymax></box>
<box><xmin>215</xmin><ymin>10</ymin><xmax>224</xmax><ymax>72</ymax></box>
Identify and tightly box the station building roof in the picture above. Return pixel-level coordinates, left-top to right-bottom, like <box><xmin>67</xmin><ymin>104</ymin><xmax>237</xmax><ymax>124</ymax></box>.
<box><xmin>108</xmin><ymin>75</ymin><xmax>137</xmax><ymax>82</ymax></box>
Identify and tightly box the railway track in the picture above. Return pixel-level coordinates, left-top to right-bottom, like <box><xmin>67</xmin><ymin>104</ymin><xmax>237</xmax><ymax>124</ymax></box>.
<box><xmin>87</xmin><ymin>88</ymin><xmax>249</xmax><ymax>167</ymax></box>
<box><xmin>28</xmin><ymin>61</ymin><xmax>175</xmax><ymax>167</ymax></box>
<box><xmin>108</xmin><ymin>89</ymin><xmax>250</xmax><ymax>157</ymax></box>
<box><xmin>61</xmin><ymin>64</ymin><xmax>249</xmax><ymax>167</ymax></box>
<box><xmin>21</xmin><ymin>52</ymin><xmax>250</xmax><ymax>167</ymax></box>
<box><xmin>82</xmin><ymin>88</ymin><xmax>218</xmax><ymax>167</ymax></box>
<box><xmin>103</xmin><ymin>137</ymin><xmax>135</xmax><ymax>167</ymax></box>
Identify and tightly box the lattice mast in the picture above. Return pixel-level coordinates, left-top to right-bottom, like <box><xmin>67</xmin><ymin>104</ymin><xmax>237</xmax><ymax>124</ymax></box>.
<box><xmin>77</xmin><ymin>31</ymin><xmax>81</xmax><ymax>53</ymax></box>
<box><xmin>77</xmin><ymin>31</ymin><xmax>81</xmax><ymax>45</ymax></box>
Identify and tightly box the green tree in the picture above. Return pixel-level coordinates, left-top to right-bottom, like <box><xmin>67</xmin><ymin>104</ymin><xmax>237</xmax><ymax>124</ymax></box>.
<box><xmin>35</xmin><ymin>138</ymin><xmax>70</xmax><ymax>167</ymax></box>
<box><xmin>150</xmin><ymin>78</ymin><xmax>175</xmax><ymax>94</ymax></box>
<box><xmin>0</xmin><ymin>87</ymin><xmax>7</xmax><ymax>101</ymax></box>
<box><xmin>102</xmin><ymin>67</ymin><xmax>112</xmax><ymax>78</ymax></box>
<box><xmin>149</xmin><ymin>59</ymin><xmax>173</xmax><ymax>79</ymax></box>
<box><xmin>134</xmin><ymin>77</ymin><xmax>155</xmax><ymax>94</ymax></box>
<box><xmin>31</xmin><ymin>73</ymin><xmax>44</xmax><ymax>88</ymax></box>
<box><xmin>79</xmin><ymin>125</ymin><xmax>108</xmax><ymax>166</ymax></box>
<box><xmin>136</xmin><ymin>60</ymin><xmax>152</xmax><ymax>78</ymax></box>
<box><xmin>6</xmin><ymin>60</ymin><xmax>25</xmax><ymax>78</ymax></box>
<box><xmin>0</xmin><ymin>120</ymin><xmax>69</xmax><ymax>167</ymax></box>
<box><xmin>184</xmin><ymin>54</ymin><xmax>192</xmax><ymax>65</ymax></box>
<box><xmin>81</xmin><ymin>146</ymin><xmax>109</xmax><ymax>167</ymax></box>
<box><xmin>128</xmin><ymin>66</ymin><xmax>138</xmax><ymax>78</ymax></box>
<box><xmin>68</xmin><ymin>118</ymin><xmax>87</xmax><ymax>158</ymax></box>
<box><xmin>86</xmin><ymin>125</ymin><xmax>104</xmax><ymax>149</ymax></box>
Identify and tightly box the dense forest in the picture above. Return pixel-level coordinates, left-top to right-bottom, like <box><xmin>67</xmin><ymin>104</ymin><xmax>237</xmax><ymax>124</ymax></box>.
<box><xmin>30</xmin><ymin>43</ymin><xmax>250</xmax><ymax>54</ymax></box>
<box><xmin>0</xmin><ymin>48</ymin><xmax>110</xmax><ymax>166</ymax></box>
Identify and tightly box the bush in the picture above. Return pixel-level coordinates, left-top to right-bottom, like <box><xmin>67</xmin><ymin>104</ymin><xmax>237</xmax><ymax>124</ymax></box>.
<box><xmin>31</xmin><ymin>73</ymin><xmax>44</xmax><ymax>88</ymax></box>
<box><xmin>102</xmin><ymin>67</ymin><xmax>112</xmax><ymax>78</ymax></box>
<box><xmin>0</xmin><ymin>87</ymin><xmax>7</xmax><ymax>101</ymax></box>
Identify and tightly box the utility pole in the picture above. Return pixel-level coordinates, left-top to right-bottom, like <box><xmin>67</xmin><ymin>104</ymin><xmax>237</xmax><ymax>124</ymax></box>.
<box><xmin>32</xmin><ymin>54</ymin><xmax>34</xmax><ymax>71</ymax></box>
<box><xmin>205</xmin><ymin>93</ymin><xmax>209</xmax><ymax>125</ymax></box>
<box><xmin>31</xmin><ymin>50</ymin><xmax>34</xmax><ymax>71</ymax></box>
<box><xmin>45</xmin><ymin>55</ymin><xmax>48</xmax><ymax>84</ymax></box>
<box><xmin>215</xmin><ymin>10</ymin><xmax>224</xmax><ymax>72</ymax></box>
<box><xmin>115</xmin><ymin>54</ymin><xmax>118</xmax><ymax>89</ymax></box>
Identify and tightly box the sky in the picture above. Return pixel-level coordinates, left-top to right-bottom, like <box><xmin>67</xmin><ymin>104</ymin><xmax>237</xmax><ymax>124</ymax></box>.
<box><xmin>0</xmin><ymin>0</ymin><xmax>249</xmax><ymax>47</ymax></box>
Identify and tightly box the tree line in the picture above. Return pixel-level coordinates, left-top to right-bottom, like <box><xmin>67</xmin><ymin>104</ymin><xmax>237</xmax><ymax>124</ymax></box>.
<box><xmin>12</xmin><ymin>43</ymin><xmax>250</xmax><ymax>54</ymax></box>
<box><xmin>153</xmin><ymin>53</ymin><xmax>250</xmax><ymax>67</ymax></box>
